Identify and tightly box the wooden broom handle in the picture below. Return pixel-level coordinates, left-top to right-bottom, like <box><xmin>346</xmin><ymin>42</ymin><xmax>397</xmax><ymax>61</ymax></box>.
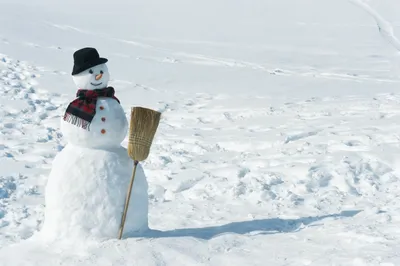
<box><xmin>118</xmin><ymin>160</ymin><xmax>139</xmax><ymax>239</ymax></box>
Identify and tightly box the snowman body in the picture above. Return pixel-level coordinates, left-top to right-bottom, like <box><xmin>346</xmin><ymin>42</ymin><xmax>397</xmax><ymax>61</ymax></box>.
<box><xmin>40</xmin><ymin>56</ymin><xmax>149</xmax><ymax>241</ymax></box>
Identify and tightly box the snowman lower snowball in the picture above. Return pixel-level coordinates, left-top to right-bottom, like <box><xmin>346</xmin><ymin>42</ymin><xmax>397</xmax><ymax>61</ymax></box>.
<box><xmin>40</xmin><ymin>47</ymin><xmax>149</xmax><ymax>241</ymax></box>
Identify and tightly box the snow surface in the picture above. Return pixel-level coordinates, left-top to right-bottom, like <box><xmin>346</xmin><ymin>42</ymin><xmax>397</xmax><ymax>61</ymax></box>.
<box><xmin>1</xmin><ymin>0</ymin><xmax>400</xmax><ymax>265</ymax></box>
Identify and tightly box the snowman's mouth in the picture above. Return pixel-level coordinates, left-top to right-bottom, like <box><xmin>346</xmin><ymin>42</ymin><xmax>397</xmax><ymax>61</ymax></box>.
<box><xmin>90</xmin><ymin>82</ymin><xmax>103</xmax><ymax>86</ymax></box>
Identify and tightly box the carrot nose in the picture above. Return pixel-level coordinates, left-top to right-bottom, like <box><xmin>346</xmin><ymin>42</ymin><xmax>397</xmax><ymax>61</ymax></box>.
<box><xmin>95</xmin><ymin>73</ymin><xmax>103</xmax><ymax>80</ymax></box>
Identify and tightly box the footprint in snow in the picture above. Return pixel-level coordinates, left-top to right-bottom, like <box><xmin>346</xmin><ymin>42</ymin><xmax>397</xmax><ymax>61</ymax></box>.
<box><xmin>238</xmin><ymin>167</ymin><xmax>250</xmax><ymax>178</ymax></box>
<box><xmin>223</xmin><ymin>112</ymin><xmax>234</xmax><ymax>122</ymax></box>
<box><xmin>173</xmin><ymin>175</ymin><xmax>205</xmax><ymax>193</ymax></box>
<box><xmin>3</xmin><ymin>123</ymin><xmax>15</xmax><ymax>129</ymax></box>
<box><xmin>0</xmin><ymin>176</ymin><xmax>17</xmax><ymax>199</ymax></box>
<box><xmin>343</xmin><ymin>140</ymin><xmax>363</xmax><ymax>147</ymax></box>
<box><xmin>148</xmin><ymin>185</ymin><xmax>166</xmax><ymax>202</ymax></box>
<box><xmin>284</xmin><ymin>130</ymin><xmax>320</xmax><ymax>144</ymax></box>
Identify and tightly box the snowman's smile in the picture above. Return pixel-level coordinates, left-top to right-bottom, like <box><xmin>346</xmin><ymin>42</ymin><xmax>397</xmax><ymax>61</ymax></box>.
<box><xmin>90</xmin><ymin>82</ymin><xmax>103</xmax><ymax>86</ymax></box>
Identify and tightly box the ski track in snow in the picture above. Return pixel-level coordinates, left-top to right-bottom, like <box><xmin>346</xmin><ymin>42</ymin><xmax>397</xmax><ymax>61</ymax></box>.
<box><xmin>27</xmin><ymin>22</ymin><xmax>399</xmax><ymax>84</ymax></box>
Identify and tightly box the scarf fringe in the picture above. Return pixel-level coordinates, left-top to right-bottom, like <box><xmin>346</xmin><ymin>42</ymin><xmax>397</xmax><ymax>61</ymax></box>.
<box><xmin>63</xmin><ymin>113</ymin><xmax>91</xmax><ymax>130</ymax></box>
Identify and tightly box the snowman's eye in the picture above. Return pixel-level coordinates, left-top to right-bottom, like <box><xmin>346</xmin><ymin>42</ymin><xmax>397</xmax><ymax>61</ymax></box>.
<box><xmin>89</xmin><ymin>69</ymin><xmax>94</xmax><ymax>74</ymax></box>
<box><xmin>100</xmin><ymin>70</ymin><xmax>104</xmax><ymax>74</ymax></box>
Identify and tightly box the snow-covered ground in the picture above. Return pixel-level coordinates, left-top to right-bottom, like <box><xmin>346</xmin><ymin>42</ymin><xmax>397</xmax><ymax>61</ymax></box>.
<box><xmin>1</xmin><ymin>0</ymin><xmax>400</xmax><ymax>265</ymax></box>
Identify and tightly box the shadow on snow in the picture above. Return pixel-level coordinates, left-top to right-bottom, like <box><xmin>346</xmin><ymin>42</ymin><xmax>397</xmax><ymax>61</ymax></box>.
<box><xmin>128</xmin><ymin>210</ymin><xmax>361</xmax><ymax>240</ymax></box>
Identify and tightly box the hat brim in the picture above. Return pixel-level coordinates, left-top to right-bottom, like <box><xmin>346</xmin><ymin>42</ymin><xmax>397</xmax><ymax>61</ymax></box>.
<box><xmin>71</xmin><ymin>57</ymin><xmax>108</xmax><ymax>75</ymax></box>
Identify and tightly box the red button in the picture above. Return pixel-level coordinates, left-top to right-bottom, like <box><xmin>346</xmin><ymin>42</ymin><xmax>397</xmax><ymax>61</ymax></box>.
<box><xmin>101</xmin><ymin>129</ymin><xmax>106</xmax><ymax>134</ymax></box>
<box><xmin>99</xmin><ymin>106</ymin><xmax>104</xmax><ymax>110</ymax></box>
<box><xmin>101</xmin><ymin>117</ymin><xmax>106</xmax><ymax>122</ymax></box>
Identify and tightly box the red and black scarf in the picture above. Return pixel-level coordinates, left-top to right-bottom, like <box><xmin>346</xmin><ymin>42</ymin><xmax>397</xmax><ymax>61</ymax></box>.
<box><xmin>63</xmin><ymin>87</ymin><xmax>120</xmax><ymax>130</ymax></box>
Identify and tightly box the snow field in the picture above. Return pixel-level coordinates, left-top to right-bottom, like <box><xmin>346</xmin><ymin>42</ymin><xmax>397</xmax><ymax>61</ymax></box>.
<box><xmin>1</xmin><ymin>0</ymin><xmax>400</xmax><ymax>264</ymax></box>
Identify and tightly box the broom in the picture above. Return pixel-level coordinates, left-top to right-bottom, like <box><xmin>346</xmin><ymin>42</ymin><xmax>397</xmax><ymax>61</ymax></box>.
<box><xmin>118</xmin><ymin>106</ymin><xmax>161</xmax><ymax>239</ymax></box>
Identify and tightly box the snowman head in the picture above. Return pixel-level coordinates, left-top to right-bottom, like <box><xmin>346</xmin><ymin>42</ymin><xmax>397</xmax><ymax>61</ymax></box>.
<box><xmin>72</xmin><ymin>63</ymin><xmax>110</xmax><ymax>90</ymax></box>
<box><xmin>71</xmin><ymin>47</ymin><xmax>110</xmax><ymax>90</ymax></box>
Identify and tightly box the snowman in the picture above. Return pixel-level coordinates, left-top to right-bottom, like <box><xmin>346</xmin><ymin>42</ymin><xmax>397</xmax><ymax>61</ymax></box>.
<box><xmin>40</xmin><ymin>47</ymin><xmax>149</xmax><ymax>241</ymax></box>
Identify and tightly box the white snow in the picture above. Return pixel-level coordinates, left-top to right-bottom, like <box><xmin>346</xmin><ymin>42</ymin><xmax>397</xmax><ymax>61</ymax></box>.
<box><xmin>1</xmin><ymin>0</ymin><xmax>400</xmax><ymax>265</ymax></box>
<box><xmin>40</xmin><ymin>145</ymin><xmax>148</xmax><ymax>241</ymax></box>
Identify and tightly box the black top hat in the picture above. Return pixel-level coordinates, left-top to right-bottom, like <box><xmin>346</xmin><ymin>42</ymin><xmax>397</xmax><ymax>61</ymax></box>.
<box><xmin>71</xmin><ymin>47</ymin><xmax>108</xmax><ymax>75</ymax></box>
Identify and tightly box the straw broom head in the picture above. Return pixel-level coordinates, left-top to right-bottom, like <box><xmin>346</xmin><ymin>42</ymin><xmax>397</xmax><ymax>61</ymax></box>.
<box><xmin>128</xmin><ymin>107</ymin><xmax>161</xmax><ymax>161</ymax></box>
